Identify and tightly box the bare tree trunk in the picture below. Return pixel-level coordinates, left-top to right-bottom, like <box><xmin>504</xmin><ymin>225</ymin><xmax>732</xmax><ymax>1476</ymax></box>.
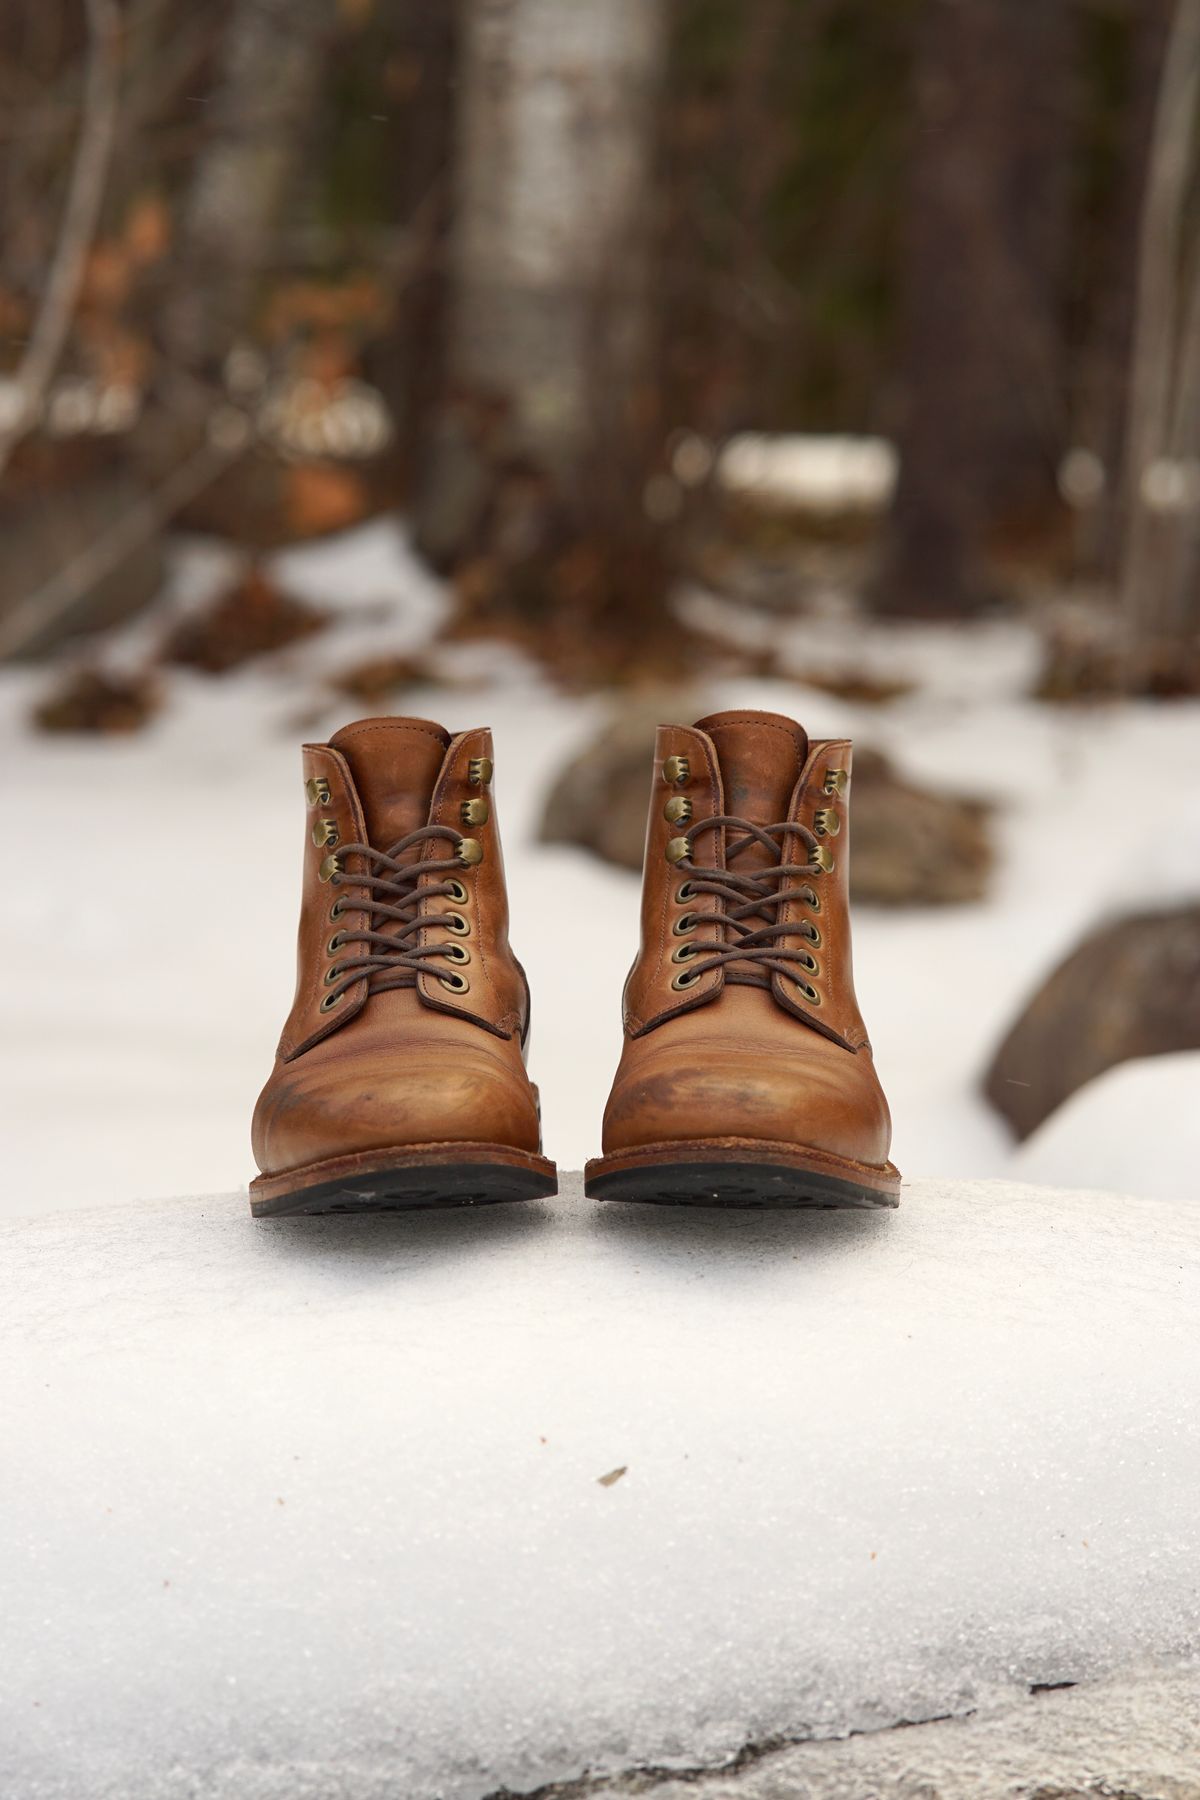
<box><xmin>0</xmin><ymin>0</ymin><xmax>121</xmax><ymax>482</ymax></box>
<box><xmin>1119</xmin><ymin>0</ymin><xmax>1200</xmax><ymax>677</ymax></box>
<box><xmin>1074</xmin><ymin>0</ymin><xmax>1173</xmax><ymax>576</ymax></box>
<box><xmin>414</xmin><ymin>0</ymin><xmax>669</xmax><ymax>654</ymax></box>
<box><xmin>876</xmin><ymin>0</ymin><xmax>1073</xmax><ymax>617</ymax></box>
<box><xmin>163</xmin><ymin>0</ymin><xmax>334</xmax><ymax>377</ymax></box>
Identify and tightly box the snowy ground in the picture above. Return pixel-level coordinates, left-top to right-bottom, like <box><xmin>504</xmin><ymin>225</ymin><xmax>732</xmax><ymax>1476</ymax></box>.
<box><xmin>3</xmin><ymin>518</ymin><xmax>1199</xmax><ymax>1219</ymax></box>
<box><xmin>2</xmin><ymin>1174</ymin><xmax>1197</xmax><ymax>1799</ymax></box>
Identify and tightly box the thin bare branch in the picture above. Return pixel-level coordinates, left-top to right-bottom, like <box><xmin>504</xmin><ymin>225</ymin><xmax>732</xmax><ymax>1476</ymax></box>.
<box><xmin>0</xmin><ymin>0</ymin><xmax>123</xmax><ymax>479</ymax></box>
<box><xmin>0</xmin><ymin>424</ymin><xmax>249</xmax><ymax>661</ymax></box>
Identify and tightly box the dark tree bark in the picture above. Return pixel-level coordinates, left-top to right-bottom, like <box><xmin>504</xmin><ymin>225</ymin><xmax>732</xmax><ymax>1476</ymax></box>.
<box><xmin>1074</xmin><ymin>0</ymin><xmax>1174</xmax><ymax>577</ymax></box>
<box><xmin>1119</xmin><ymin>0</ymin><xmax>1200</xmax><ymax>677</ymax></box>
<box><xmin>877</xmin><ymin>0</ymin><xmax>1075</xmax><ymax>617</ymax></box>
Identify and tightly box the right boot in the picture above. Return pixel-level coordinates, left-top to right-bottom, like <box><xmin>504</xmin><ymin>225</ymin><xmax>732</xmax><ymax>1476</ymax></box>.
<box><xmin>585</xmin><ymin>709</ymin><xmax>900</xmax><ymax>1208</ymax></box>
<box><xmin>249</xmin><ymin>716</ymin><xmax>557</xmax><ymax>1216</ymax></box>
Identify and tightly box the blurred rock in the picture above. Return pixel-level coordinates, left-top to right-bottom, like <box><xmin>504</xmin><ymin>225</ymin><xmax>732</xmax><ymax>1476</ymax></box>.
<box><xmin>32</xmin><ymin>667</ymin><xmax>160</xmax><ymax>735</ymax></box>
<box><xmin>539</xmin><ymin>695</ymin><xmax>708</xmax><ymax>872</ymax></box>
<box><xmin>160</xmin><ymin>568</ymin><xmax>328</xmax><ymax>675</ymax></box>
<box><xmin>849</xmin><ymin>747</ymin><xmax>993</xmax><ymax>906</ymax></box>
<box><xmin>984</xmin><ymin>905</ymin><xmax>1200</xmax><ymax>1141</ymax></box>
<box><xmin>540</xmin><ymin>714</ymin><xmax>994</xmax><ymax>906</ymax></box>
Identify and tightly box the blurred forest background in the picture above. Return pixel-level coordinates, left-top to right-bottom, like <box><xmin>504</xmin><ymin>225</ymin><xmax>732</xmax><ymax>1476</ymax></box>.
<box><xmin>3</xmin><ymin>0</ymin><xmax>1200</xmax><ymax>1208</ymax></box>
<box><xmin>3</xmin><ymin>0</ymin><xmax>1200</xmax><ymax>687</ymax></box>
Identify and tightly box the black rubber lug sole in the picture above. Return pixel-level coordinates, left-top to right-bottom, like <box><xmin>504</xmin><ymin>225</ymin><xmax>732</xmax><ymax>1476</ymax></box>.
<box><xmin>251</xmin><ymin>1161</ymin><xmax>557</xmax><ymax>1218</ymax></box>
<box><xmin>587</xmin><ymin>1161</ymin><xmax>899</xmax><ymax>1211</ymax></box>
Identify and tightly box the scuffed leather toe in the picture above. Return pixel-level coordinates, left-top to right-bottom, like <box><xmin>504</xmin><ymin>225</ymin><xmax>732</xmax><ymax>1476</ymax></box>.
<box><xmin>601</xmin><ymin>1035</ymin><xmax>892</xmax><ymax>1167</ymax></box>
<box><xmin>253</xmin><ymin>1043</ymin><xmax>541</xmax><ymax>1177</ymax></box>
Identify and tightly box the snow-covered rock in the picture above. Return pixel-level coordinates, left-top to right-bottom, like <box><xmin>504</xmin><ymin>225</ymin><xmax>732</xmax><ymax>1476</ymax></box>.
<box><xmin>1015</xmin><ymin>1050</ymin><xmax>1200</xmax><ymax>1204</ymax></box>
<box><xmin>2</xmin><ymin>1175</ymin><xmax>1197</xmax><ymax>1799</ymax></box>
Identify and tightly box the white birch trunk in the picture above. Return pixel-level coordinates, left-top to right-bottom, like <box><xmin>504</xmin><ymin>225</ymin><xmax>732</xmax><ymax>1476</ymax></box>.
<box><xmin>448</xmin><ymin>0</ymin><xmax>667</xmax><ymax>475</ymax></box>
<box><xmin>166</xmin><ymin>0</ymin><xmax>333</xmax><ymax>370</ymax></box>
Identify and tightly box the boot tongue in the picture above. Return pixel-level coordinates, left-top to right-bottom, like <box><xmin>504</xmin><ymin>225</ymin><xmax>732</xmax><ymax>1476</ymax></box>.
<box><xmin>695</xmin><ymin>710</ymin><xmax>809</xmax><ymax>827</ymax></box>
<box><xmin>328</xmin><ymin>716</ymin><xmax>451</xmax><ymax>850</ymax></box>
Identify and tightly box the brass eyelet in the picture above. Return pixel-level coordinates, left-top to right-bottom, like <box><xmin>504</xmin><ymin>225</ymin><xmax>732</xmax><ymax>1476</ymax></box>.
<box><xmin>824</xmin><ymin>768</ymin><xmax>849</xmax><ymax>796</ymax></box>
<box><xmin>803</xmin><ymin>922</ymin><xmax>822</xmax><ymax>947</ymax></box>
<box><xmin>468</xmin><ymin>756</ymin><xmax>493</xmax><ymax>787</ymax></box>
<box><xmin>796</xmin><ymin>979</ymin><xmax>820</xmax><ymax>1005</ymax></box>
<box><xmin>673</xmin><ymin>912</ymin><xmax>698</xmax><ymax>936</ymax></box>
<box><xmin>803</xmin><ymin>886</ymin><xmax>821</xmax><ymax>913</ymax></box>
<box><xmin>324</xmin><ymin>963</ymin><xmax>345</xmax><ymax>986</ymax></box>
<box><xmin>800</xmin><ymin>953</ymin><xmax>820</xmax><ymax>977</ymax></box>
<box><xmin>662</xmin><ymin>754</ymin><xmax>690</xmax><ymax>787</ymax></box>
<box><xmin>672</xmin><ymin>941</ymin><xmax>699</xmax><ymax>963</ymax></box>
<box><xmin>813</xmin><ymin>807</ymin><xmax>841</xmax><ymax>838</ymax></box>
<box><xmin>444</xmin><ymin>911</ymin><xmax>470</xmax><ymax>936</ymax></box>
<box><xmin>443</xmin><ymin>942</ymin><xmax>470</xmax><ymax>965</ymax></box>
<box><xmin>312</xmin><ymin>818</ymin><xmax>339</xmax><ymax>848</ymax></box>
<box><xmin>671</xmin><ymin>968</ymin><xmax>701</xmax><ymax>990</ymax></box>
<box><xmin>319</xmin><ymin>989</ymin><xmax>344</xmax><ymax>1013</ymax></box>
<box><xmin>811</xmin><ymin>846</ymin><xmax>834</xmax><ymax>874</ymax></box>
<box><xmin>318</xmin><ymin>853</ymin><xmax>343</xmax><ymax>884</ymax></box>
<box><xmin>663</xmin><ymin>795</ymin><xmax>692</xmax><ymax>826</ymax></box>
<box><xmin>447</xmin><ymin>879</ymin><xmax>468</xmax><ymax>904</ymax></box>
<box><xmin>665</xmin><ymin>836</ymin><xmax>690</xmax><ymax>866</ymax></box>
<box><xmin>676</xmin><ymin>881</ymin><xmax>694</xmax><ymax>903</ymax></box>
<box><xmin>457</xmin><ymin>837</ymin><xmax>484</xmax><ymax>867</ymax></box>
<box><xmin>461</xmin><ymin>796</ymin><xmax>490</xmax><ymax>828</ymax></box>
<box><xmin>305</xmin><ymin>777</ymin><xmax>331</xmax><ymax>807</ymax></box>
<box><xmin>330</xmin><ymin>899</ymin><xmax>345</xmax><ymax>921</ymax></box>
<box><xmin>327</xmin><ymin>933</ymin><xmax>345</xmax><ymax>955</ymax></box>
<box><xmin>440</xmin><ymin>971</ymin><xmax>470</xmax><ymax>994</ymax></box>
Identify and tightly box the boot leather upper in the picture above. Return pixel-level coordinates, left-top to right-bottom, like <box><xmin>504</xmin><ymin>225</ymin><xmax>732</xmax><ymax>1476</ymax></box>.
<box><xmin>252</xmin><ymin>717</ymin><xmax>541</xmax><ymax>1179</ymax></box>
<box><xmin>601</xmin><ymin>710</ymin><xmax>893</xmax><ymax>1168</ymax></box>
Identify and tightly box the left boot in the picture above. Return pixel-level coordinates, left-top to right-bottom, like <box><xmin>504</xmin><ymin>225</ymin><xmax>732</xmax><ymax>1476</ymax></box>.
<box><xmin>250</xmin><ymin>715</ymin><xmax>556</xmax><ymax>1216</ymax></box>
<box><xmin>585</xmin><ymin>709</ymin><xmax>900</xmax><ymax>1208</ymax></box>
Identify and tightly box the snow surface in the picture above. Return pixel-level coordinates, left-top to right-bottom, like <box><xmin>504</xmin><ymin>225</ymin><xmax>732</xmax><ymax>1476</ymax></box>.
<box><xmin>1016</xmin><ymin>1050</ymin><xmax>1200</xmax><ymax>1203</ymax></box>
<box><xmin>1</xmin><ymin>1175</ymin><xmax>1197</xmax><ymax>1800</ymax></box>
<box><xmin>718</xmin><ymin>431</ymin><xmax>898</xmax><ymax>512</ymax></box>
<box><xmin>3</xmin><ymin>518</ymin><xmax>1200</xmax><ymax>1220</ymax></box>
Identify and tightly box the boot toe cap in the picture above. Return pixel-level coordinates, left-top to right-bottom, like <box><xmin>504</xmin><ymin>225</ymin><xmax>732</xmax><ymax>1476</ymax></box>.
<box><xmin>602</xmin><ymin>1043</ymin><xmax>892</xmax><ymax>1167</ymax></box>
<box><xmin>253</xmin><ymin>1048</ymin><xmax>541</xmax><ymax>1177</ymax></box>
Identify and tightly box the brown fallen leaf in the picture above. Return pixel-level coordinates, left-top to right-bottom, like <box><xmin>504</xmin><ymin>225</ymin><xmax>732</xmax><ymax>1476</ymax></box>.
<box><xmin>597</xmin><ymin>1466</ymin><xmax>627</xmax><ymax>1488</ymax></box>
<box><xmin>33</xmin><ymin>666</ymin><xmax>160</xmax><ymax>735</ymax></box>
<box><xmin>160</xmin><ymin>568</ymin><xmax>327</xmax><ymax>675</ymax></box>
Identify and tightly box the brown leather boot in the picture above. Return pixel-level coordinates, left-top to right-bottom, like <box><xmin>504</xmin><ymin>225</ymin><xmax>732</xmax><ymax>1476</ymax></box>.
<box><xmin>585</xmin><ymin>710</ymin><xmax>900</xmax><ymax>1208</ymax></box>
<box><xmin>250</xmin><ymin>716</ymin><xmax>557</xmax><ymax>1215</ymax></box>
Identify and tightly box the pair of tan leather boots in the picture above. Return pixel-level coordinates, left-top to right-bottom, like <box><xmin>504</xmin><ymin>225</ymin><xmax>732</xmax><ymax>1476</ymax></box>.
<box><xmin>249</xmin><ymin>709</ymin><xmax>899</xmax><ymax>1215</ymax></box>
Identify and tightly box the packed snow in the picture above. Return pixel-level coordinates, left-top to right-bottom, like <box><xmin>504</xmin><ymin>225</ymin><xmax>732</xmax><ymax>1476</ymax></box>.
<box><xmin>1</xmin><ymin>1175</ymin><xmax>1196</xmax><ymax>1799</ymax></box>
<box><xmin>3</xmin><ymin>517</ymin><xmax>1199</xmax><ymax>1219</ymax></box>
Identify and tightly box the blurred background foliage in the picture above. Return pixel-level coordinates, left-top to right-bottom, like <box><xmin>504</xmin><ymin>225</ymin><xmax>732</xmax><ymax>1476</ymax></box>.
<box><xmin>0</xmin><ymin>0</ymin><xmax>1197</xmax><ymax>690</ymax></box>
<box><xmin>3</xmin><ymin>0</ymin><xmax>1199</xmax><ymax>1197</ymax></box>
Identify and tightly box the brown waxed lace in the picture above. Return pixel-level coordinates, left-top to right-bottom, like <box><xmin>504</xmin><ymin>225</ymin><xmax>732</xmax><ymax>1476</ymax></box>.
<box><xmin>672</xmin><ymin>814</ymin><xmax>824</xmax><ymax>987</ymax></box>
<box><xmin>323</xmin><ymin>824</ymin><xmax>470</xmax><ymax>1007</ymax></box>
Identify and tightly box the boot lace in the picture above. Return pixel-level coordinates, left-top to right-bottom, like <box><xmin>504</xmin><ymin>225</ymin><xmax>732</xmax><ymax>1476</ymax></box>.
<box><xmin>322</xmin><ymin>824</ymin><xmax>474</xmax><ymax>1010</ymax></box>
<box><xmin>671</xmin><ymin>815</ymin><xmax>824</xmax><ymax>994</ymax></box>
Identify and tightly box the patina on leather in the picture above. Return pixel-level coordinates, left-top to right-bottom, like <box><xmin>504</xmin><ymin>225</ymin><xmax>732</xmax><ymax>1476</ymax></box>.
<box><xmin>250</xmin><ymin>716</ymin><xmax>553</xmax><ymax>1212</ymax></box>
<box><xmin>588</xmin><ymin>709</ymin><xmax>899</xmax><ymax>1206</ymax></box>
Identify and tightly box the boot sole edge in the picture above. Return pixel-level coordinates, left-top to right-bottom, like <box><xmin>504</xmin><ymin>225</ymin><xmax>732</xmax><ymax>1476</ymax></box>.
<box><xmin>249</xmin><ymin>1143</ymin><xmax>558</xmax><ymax>1217</ymax></box>
<box><xmin>584</xmin><ymin>1139</ymin><xmax>900</xmax><ymax>1210</ymax></box>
